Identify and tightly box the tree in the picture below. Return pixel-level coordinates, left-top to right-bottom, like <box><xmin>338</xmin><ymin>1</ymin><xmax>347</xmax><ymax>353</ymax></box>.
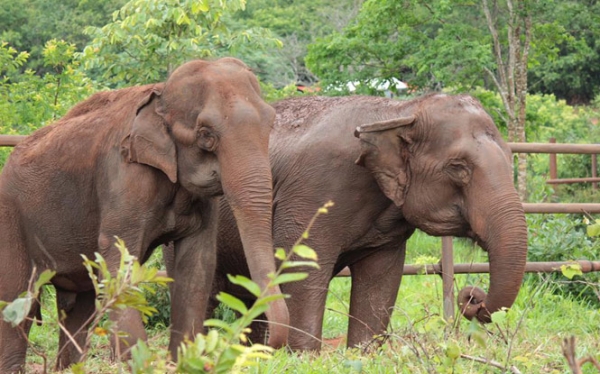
<box><xmin>528</xmin><ymin>1</ymin><xmax>600</xmax><ymax>104</ymax></box>
<box><xmin>233</xmin><ymin>0</ymin><xmax>363</xmax><ymax>87</ymax></box>
<box><xmin>0</xmin><ymin>40</ymin><xmax>96</xmax><ymax>167</ymax></box>
<box><xmin>482</xmin><ymin>0</ymin><xmax>535</xmax><ymax>199</ymax></box>
<box><xmin>81</xmin><ymin>0</ymin><xmax>281</xmax><ymax>86</ymax></box>
<box><xmin>0</xmin><ymin>0</ymin><xmax>127</xmax><ymax>74</ymax></box>
<box><xmin>306</xmin><ymin>0</ymin><xmax>570</xmax><ymax>198</ymax></box>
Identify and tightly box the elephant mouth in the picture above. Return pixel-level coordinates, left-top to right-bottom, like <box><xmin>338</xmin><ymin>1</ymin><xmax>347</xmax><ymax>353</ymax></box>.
<box><xmin>183</xmin><ymin>175</ymin><xmax>223</xmax><ymax>197</ymax></box>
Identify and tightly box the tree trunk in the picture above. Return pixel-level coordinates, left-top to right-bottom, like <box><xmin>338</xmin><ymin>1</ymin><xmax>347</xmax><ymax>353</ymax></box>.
<box><xmin>482</xmin><ymin>0</ymin><xmax>532</xmax><ymax>201</ymax></box>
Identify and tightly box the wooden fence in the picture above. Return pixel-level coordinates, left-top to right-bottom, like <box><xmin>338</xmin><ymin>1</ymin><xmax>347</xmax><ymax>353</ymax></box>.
<box><xmin>2</xmin><ymin>135</ymin><xmax>600</xmax><ymax>320</ymax></box>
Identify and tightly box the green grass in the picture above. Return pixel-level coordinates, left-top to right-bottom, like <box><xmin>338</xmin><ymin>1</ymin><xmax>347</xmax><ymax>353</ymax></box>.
<box><xmin>22</xmin><ymin>230</ymin><xmax>600</xmax><ymax>373</ymax></box>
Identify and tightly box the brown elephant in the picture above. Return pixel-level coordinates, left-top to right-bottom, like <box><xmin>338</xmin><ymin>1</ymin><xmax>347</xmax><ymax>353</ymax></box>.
<box><xmin>0</xmin><ymin>57</ymin><xmax>288</xmax><ymax>373</ymax></box>
<box><xmin>211</xmin><ymin>93</ymin><xmax>527</xmax><ymax>351</ymax></box>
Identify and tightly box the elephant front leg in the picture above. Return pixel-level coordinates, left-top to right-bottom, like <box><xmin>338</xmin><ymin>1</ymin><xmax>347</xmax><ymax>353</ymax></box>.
<box><xmin>168</xmin><ymin>222</ymin><xmax>218</xmax><ymax>360</ymax></box>
<box><xmin>0</xmin><ymin>234</ymin><xmax>36</xmax><ymax>374</ymax></box>
<box><xmin>347</xmin><ymin>242</ymin><xmax>407</xmax><ymax>349</ymax></box>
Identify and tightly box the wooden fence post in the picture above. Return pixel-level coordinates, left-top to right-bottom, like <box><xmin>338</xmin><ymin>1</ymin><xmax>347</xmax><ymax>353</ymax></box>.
<box><xmin>441</xmin><ymin>236</ymin><xmax>454</xmax><ymax>321</ymax></box>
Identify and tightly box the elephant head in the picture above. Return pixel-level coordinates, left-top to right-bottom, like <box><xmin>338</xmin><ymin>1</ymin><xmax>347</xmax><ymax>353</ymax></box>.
<box><xmin>122</xmin><ymin>58</ymin><xmax>288</xmax><ymax>347</ymax></box>
<box><xmin>354</xmin><ymin>93</ymin><xmax>527</xmax><ymax>323</ymax></box>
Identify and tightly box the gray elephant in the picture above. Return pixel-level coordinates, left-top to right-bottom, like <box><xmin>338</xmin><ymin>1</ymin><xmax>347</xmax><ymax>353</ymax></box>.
<box><xmin>0</xmin><ymin>57</ymin><xmax>288</xmax><ymax>373</ymax></box>
<box><xmin>211</xmin><ymin>93</ymin><xmax>527</xmax><ymax>350</ymax></box>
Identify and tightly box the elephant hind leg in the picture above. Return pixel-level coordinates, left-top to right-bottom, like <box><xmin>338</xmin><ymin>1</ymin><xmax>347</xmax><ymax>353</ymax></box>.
<box><xmin>55</xmin><ymin>289</ymin><xmax>95</xmax><ymax>371</ymax></box>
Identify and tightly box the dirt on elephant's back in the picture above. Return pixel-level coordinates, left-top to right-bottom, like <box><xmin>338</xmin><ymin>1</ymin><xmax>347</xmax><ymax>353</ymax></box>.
<box><xmin>271</xmin><ymin>95</ymin><xmax>404</xmax><ymax>132</ymax></box>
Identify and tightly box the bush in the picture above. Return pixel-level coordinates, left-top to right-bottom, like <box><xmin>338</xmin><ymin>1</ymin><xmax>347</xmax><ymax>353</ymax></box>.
<box><xmin>527</xmin><ymin>214</ymin><xmax>600</xmax><ymax>306</ymax></box>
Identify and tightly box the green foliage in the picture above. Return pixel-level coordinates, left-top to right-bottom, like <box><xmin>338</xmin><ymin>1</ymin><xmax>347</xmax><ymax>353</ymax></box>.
<box><xmin>528</xmin><ymin>1</ymin><xmax>600</xmax><ymax>104</ymax></box>
<box><xmin>305</xmin><ymin>0</ymin><xmax>497</xmax><ymax>94</ymax></box>
<box><xmin>81</xmin><ymin>238</ymin><xmax>172</xmax><ymax>327</ymax></box>
<box><xmin>81</xmin><ymin>0</ymin><xmax>281</xmax><ymax>86</ymax></box>
<box><xmin>169</xmin><ymin>202</ymin><xmax>330</xmax><ymax>373</ymax></box>
<box><xmin>0</xmin><ymin>40</ymin><xmax>97</xmax><ymax>168</ymax></box>
<box><xmin>0</xmin><ymin>269</ymin><xmax>55</xmax><ymax>327</ymax></box>
<box><xmin>306</xmin><ymin>0</ymin><xmax>577</xmax><ymax>99</ymax></box>
<box><xmin>0</xmin><ymin>0</ymin><xmax>127</xmax><ymax>74</ymax></box>
<box><xmin>527</xmin><ymin>214</ymin><xmax>600</xmax><ymax>305</ymax></box>
<box><xmin>232</xmin><ymin>0</ymin><xmax>359</xmax><ymax>87</ymax></box>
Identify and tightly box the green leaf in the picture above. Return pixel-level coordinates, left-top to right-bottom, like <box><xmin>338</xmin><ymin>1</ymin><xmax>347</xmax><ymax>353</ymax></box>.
<box><xmin>491</xmin><ymin>308</ymin><xmax>507</xmax><ymax>325</ymax></box>
<box><xmin>205</xmin><ymin>329</ymin><xmax>219</xmax><ymax>353</ymax></box>
<box><xmin>274</xmin><ymin>248</ymin><xmax>287</xmax><ymax>260</ymax></box>
<box><xmin>292</xmin><ymin>244</ymin><xmax>318</xmax><ymax>260</ymax></box>
<box><xmin>587</xmin><ymin>220</ymin><xmax>600</xmax><ymax>237</ymax></box>
<box><xmin>445</xmin><ymin>341</ymin><xmax>461</xmax><ymax>360</ymax></box>
<box><xmin>560</xmin><ymin>263</ymin><xmax>583</xmax><ymax>279</ymax></box>
<box><xmin>216</xmin><ymin>292</ymin><xmax>248</xmax><ymax>314</ymax></box>
<box><xmin>227</xmin><ymin>274</ymin><xmax>261</xmax><ymax>297</ymax></box>
<box><xmin>251</xmin><ymin>294</ymin><xmax>288</xmax><ymax>308</ymax></box>
<box><xmin>2</xmin><ymin>296</ymin><xmax>33</xmax><ymax>326</ymax></box>
<box><xmin>204</xmin><ymin>318</ymin><xmax>234</xmax><ymax>334</ymax></box>
<box><xmin>467</xmin><ymin>319</ymin><xmax>486</xmax><ymax>348</ymax></box>
<box><xmin>280</xmin><ymin>261</ymin><xmax>320</xmax><ymax>270</ymax></box>
<box><xmin>269</xmin><ymin>272</ymin><xmax>308</xmax><ymax>286</ymax></box>
<box><xmin>33</xmin><ymin>270</ymin><xmax>56</xmax><ymax>293</ymax></box>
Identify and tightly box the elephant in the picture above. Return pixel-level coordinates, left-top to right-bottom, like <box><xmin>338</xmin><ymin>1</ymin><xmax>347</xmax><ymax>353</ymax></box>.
<box><xmin>0</xmin><ymin>57</ymin><xmax>288</xmax><ymax>373</ymax></box>
<box><xmin>210</xmin><ymin>93</ymin><xmax>527</xmax><ymax>351</ymax></box>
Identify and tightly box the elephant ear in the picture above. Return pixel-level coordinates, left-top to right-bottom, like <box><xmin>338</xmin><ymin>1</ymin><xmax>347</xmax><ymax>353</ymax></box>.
<box><xmin>122</xmin><ymin>89</ymin><xmax>178</xmax><ymax>183</ymax></box>
<box><xmin>354</xmin><ymin>116</ymin><xmax>416</xmax><ymax>208</ymax></box>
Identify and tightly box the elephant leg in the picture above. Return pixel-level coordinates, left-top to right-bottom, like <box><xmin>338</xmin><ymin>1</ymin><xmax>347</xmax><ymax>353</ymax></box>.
<box><xmin>168</xmin><ymin>231</ymin><xmax>217</xmax><ymax>359</ymax></box>
<box><xmin>55</xmin><ymin>290</ymin><xmax>95</xmax><ymax>371</ymax></box>
<box><xmin>347</xmin><ymin>242</ymin><xmax>407</xmax><ymax>349</ymax></box>
<box><xmin>285</xmin><ymin>264</ymin><xmax>335</xmax><ymax>351</ymax></box>
<box><xmin>109</xmin><ymin>308</ymin><xmax>147</xmax><ymax>361</ymax></box>
<box><xmin>0</xmin><ymin>229</ymin><xmax>34</xmax><ymax>374</ymax></box>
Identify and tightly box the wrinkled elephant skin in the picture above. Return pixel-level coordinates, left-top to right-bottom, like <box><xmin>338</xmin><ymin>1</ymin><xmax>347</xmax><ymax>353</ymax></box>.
<box><xmin>213</xmin><ymin>94</ymin><xmax>527</xmax><ymax>351</ymax></box>
<box><xmin>0</xmin><ymin>57</ymin><xmax>287</xmax><ymax>373</ymax></box>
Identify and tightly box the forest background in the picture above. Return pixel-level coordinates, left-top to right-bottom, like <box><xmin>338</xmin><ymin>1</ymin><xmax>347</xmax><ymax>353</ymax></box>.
<box><xmin>1</xmin><ymin>0</ymin><xmax>600</xmax><ymax>372</ymax></box>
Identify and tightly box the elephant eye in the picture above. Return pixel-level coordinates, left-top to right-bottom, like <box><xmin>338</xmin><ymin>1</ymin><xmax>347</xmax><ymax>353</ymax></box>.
<box><xmin>445</xmin><ymin>159</ymin><xmax>472</xmax><ymax>186</ymax></box>
<box><xmin>197</xmin><ymin>127</ymin><xmax>218</xmax><ymax>152</ymax></box>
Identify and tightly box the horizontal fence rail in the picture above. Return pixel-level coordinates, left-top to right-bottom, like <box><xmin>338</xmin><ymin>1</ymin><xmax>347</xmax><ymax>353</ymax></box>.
<box><xmin>0</xmin><ymin>135</ymin><xmax>26</xmax><ymax>147</ymax></box>
<box><xmin>2</xmin><ymin>135</ymin><xmax>600</xmax><ymax>321</ymax></box>
<box><xmin>508</xmin><ymin>142</ymin><xmax>600</xmax><ymax>154</ymax></box>
<box><xmin>334</xmin><ymin>260</ymin><xmax>600</xmax><ymax>277</ymax></box>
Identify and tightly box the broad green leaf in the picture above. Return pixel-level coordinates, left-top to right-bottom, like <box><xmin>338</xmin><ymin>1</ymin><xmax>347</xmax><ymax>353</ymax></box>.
<box><xmin>280</xmin><ymin>261</ymin><xmax>320</xmax><ymax>270</ymax></box>
<box><xmin>204</xmin><ymin>318</ymin><xmax>234</xmax><ymax>334</ymax></box>
<box><xmin>227</xmin><ymin>274</ymin><xmax>261</xmax><ymax>297</ymax></box>
<box><xmin>251</xmin><ymin>294</ymin><xmax>288</xmax><ymax>308</ymax></box>
<box><xmin>270</xmin><ymin>272</ymin><xmax>309</xmax><ymax>286</ymax></box>
<box><xmin>2</xmin><ymin>296</ymin><xmax>33</xmax><ymax>326</ymax></box>
<box><xmin>560</xmin><ymin>263</ymin><xmax>583</xmax><ymax>279</ymax></box>
<box><xmin>216</xmin><ymin>292</ymin><xmax>248</xmax><ymax>314</ymax></box>
<box><xmin>292</xmin><ymin>244</ymin><xmax>318</xmax><ymax>260</ymax></box>
<box><xmin>205</xmin><ymin>329</ymin><xmax>219</xmax><ymax>353</ymax></box>
<box><xmin>587</xmin><ymin>220</ymin><xmax>600</xmax><ymax>237</ymax></box>
<box><xmin>274</xmin><ymin>248</ymin><xmax>287</xmax><ymax>260</ymax></box>
<box><xmin>491</xmin><ymin>309</ymin><xmax>507</xmax><ymax>325</ymax></box>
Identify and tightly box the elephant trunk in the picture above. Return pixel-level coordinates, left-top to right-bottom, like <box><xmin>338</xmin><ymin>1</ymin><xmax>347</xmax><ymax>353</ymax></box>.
<box><xmin>458</xmin><ymin>174</ymin><xmax>528</xmax><ymax>322</ymax></box>
<box><xmin>218</xmin><ymin>145</ymin><xmax>289</xmax><ymax>348</ymax></box>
